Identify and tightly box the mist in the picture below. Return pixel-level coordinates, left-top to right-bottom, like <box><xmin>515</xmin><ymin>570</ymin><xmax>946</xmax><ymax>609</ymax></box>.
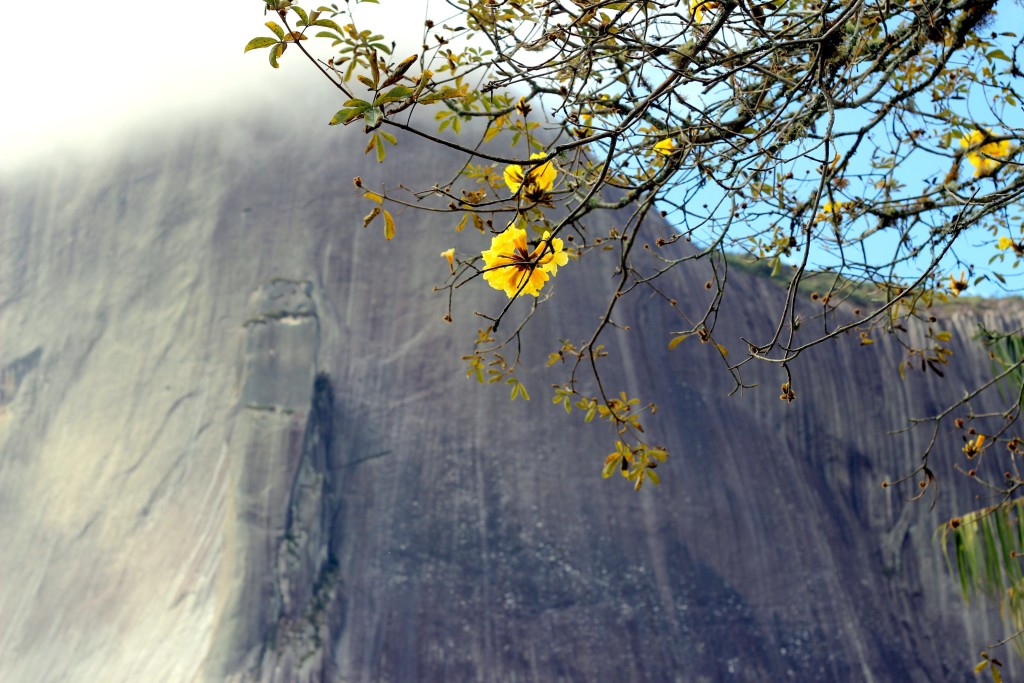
<box><xmin>1</xmin><ymin>1</ymin><xmax>431</xmax><ymax>172</ymax></box>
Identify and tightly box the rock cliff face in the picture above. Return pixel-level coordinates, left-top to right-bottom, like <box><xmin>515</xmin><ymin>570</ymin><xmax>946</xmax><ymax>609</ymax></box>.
<box><xmin>1</xmin><ymin>99</ymin><xmax>1022</xmax><ymax>682</ymax></box>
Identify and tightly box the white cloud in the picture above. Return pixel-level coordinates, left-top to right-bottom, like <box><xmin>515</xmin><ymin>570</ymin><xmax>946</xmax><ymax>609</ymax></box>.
<box><xmin>0</xmin><ymin>1</ymin><xmax>431</xmax><ymax>169</ymax></box>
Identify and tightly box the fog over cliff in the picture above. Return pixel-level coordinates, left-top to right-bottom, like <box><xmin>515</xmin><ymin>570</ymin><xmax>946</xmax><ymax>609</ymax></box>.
<box><xmin>2</xmin><ymin>91</ymin><xmax>1022</xmax><ymax>682</ymax></box>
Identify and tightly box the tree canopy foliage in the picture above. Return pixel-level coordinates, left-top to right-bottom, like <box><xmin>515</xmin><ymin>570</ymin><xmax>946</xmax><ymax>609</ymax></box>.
<box><xmin>247</xmin><ymin>0</ymin><xmax>1024</xmax><ymax>663</ymax></box>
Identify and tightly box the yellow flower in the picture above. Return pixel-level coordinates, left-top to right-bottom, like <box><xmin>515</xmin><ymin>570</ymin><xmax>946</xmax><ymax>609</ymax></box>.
<box><xmin>503</xmin><ymin>153</ymin><xmax>558</xmax><ymax>199</ymax></box>
<box><xmin>948</xmin><ymin>270</ymin><xmax>968</xmax><ymax>296</ymax></box>
<box><xmin>690</xmin><ymin>0</ymin><xmax>720</xmax><ymax>22</ymax></box>
<box><xmin>653</xmin><ymin>138</ymin><xmax>676</xmax><ymax>156</ymax></box>
<box><xmin>481</xmin><ymin>227</ymin><xmax>569</xmax><ymax>298</ymax></box>
<box><xmin>963</xmin><ymin>434</ymin><xmax>985</xmax><ymax>458</ymax></box>
<box><xmin>998</xmin><ymin>236</ymin><xmax>1014</xmax><ymax>251</ymax></box>
<box><xmin>815</xmin><ymin>200</ymin><xmax>846</xmax><ymax>223</ymax></box>
<box><xmin>961</xmin><ymin>129</ymin><xmax>1011</xmax><ymax>177</ymax></box>
<box><xmin>440</xmin><ymin>247</ymin><xmax>455</xmax><ymax>273</ymax></box>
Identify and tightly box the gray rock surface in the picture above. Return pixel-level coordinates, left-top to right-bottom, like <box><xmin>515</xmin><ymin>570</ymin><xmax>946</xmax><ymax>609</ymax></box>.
<box><xmin>1</xmin><ymin>97</ymin><xmax>1021</xmax><ymax>682</ymax></box>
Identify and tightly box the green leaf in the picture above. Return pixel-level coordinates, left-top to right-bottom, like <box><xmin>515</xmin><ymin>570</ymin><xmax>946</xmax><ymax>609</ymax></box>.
<box><xmin>244</xmin><ymin>36</ymin><xmax>279</xmax><ymax>52</ymax></box>
<box><xmin>953</xmin><ymin>528</ymin><xmax>970</xmax><ymax>599</ymax></box>
<box><xmin>419</xmin><ymin>86</ymin><xmax>467</xmax><ymax>104</ymax></box>
<box><xmin>982</xmin><ymin>514</ymin><xmax>1003</xmax><ymax>588</ymax></box>
<box><xmin>374</xmin><ymin>134</ymin><xmax>386</xmax><ymax>162</ymax></box>
<box><xmin>330</xmin><ymin>107</ymin><xmax>364</xmax><ymax>125</ymax></box>
<box><xmin>291</xmin><ymin>5</ymin><xmax>308</xmax><ymax>23</ymax></box>
<box><xmin>265</xmin><ymin>20</ymin><xmax>286</xmax><ymax>39</ymax></box>
<box><xmin>312</xmin><ymin>18</ymin><xmax>344</xmax><ymax>34</ymax></box>
<box><xmin>374</xmin><ymin>85</ymin><xmax>414</xmax><ymax>106</ymax></box>
<box><xmin>343</xmin><ymin>98</ymin><xmax>371</xmax><ymax>109</ymax></box>
<box><xmin>995</xmin><ymin>509</ymin><xmax>1019</xmax><ymax>583</ymax></box>
<box><xmin>483</xmin><ymin>125</ymin><xmax>502</xmax><ymax>144</ymax></box>
<box><xmin>315</xmin><ymin>30</ymin><xmax>343</xmax><ymax>43</ymax></box>
<box><xmin>602</xmin><ymin>454</ymin><xmax>620</xmax><ymax>478</ymax></box>
<box><xmin>363</xmin><ymin>106</ymin><xmax>383</xmax><ymax>132</ymax></box>
<box><xmin>269</xmin><ymin>42</ymin><xmax>286</xmax><ymax>68</ymax></box>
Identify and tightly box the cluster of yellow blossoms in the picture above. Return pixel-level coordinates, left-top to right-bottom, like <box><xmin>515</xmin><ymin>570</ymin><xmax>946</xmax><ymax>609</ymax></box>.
<box><xmin>503</xmin><ymin>152</ymin><xmax>557</xmax><ymax>203</ymax></box>
<box><xmin>815</xmin><ymin>200</ymin><xmax>847</xmax><ymax>223</ymax></box>
<box><xmin>481</xmin><ymin>226</ymin><xmax>569</xmax><ymax>298</ymax></box>
<box><xmin>486</xmin><ymin>153</ymin><xmax>567</xmax><ymax>297</ymax></box>
<box><xmin>961</xmin><ymin>129</ymin><xmax>1011</xmax><ymax>177</ymax></box>
<box><xmin>441</xmin><ymin>152</ymin><xmax>569</xmax><ymax>298</ymax></box>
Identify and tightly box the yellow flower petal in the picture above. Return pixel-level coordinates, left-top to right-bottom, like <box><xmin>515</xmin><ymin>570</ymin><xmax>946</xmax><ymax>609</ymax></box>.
<box><xmin>441</xmin><ymin>247</ymin><xmax>455</xmax><ymax>273</ymax></box>
<box><xmin>690</xmin><ymin>0</ymin><xmax>719</xmax><ymax>22</ymax></box>
<box><xmin>527</xmin><ymin>153</ymin><xmax>557</xmax><ymax>192</ymax></box>
<box><xmin>503</xmin><ymin>164</ymin><xmax>525</xmax><ymax>193</ymax></box>
<box><xmin>998</xmin><ymin>236</ymin><xmax>1014</xmax><ymax>251</ymax></box>
<box><xmin>653</xmin><ymin>138</ymin><xmax>676</xmax><ymax>156</ymax></box>
<box><xmin>533</xmin><ymin>232</ymin><xmax>569</xmax><ymax>275</ymax></box>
